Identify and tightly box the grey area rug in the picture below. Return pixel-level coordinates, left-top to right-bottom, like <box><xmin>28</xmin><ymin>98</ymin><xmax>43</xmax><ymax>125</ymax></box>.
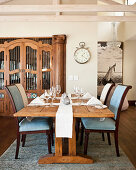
<box><xmin>0</xmin><ymin>133</ymin><xmax>135</xmax><ymax>170</ymax></box>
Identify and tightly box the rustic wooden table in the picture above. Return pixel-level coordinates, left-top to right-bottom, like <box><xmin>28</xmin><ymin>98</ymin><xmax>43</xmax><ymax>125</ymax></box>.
<box><xmin>14</xmin><ymin>105</ymin><xmax>114</xmax><ymax>164</ymax></box>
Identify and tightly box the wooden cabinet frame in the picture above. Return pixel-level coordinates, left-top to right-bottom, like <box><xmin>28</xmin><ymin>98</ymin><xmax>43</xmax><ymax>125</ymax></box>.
<box><xmin>0</xmin><ymin>35</ymin><xmax>66</xmax><ymax>116</ymax></box>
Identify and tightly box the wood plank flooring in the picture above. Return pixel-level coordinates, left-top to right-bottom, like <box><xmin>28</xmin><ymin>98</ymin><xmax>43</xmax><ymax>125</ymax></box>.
<box><xmin>0</xmin><ymin>117</ymin><xmax>16</xmax><ymax>156</ymax></box>
<box><xmin>0</xmin><ymin>106</ymin><xmax>136</xmax><ymax>167</ymax></box>
<box><xmin>118</xmin><ymin>106</ymin><xmax>136</xmax><ymax>168</ymax></box>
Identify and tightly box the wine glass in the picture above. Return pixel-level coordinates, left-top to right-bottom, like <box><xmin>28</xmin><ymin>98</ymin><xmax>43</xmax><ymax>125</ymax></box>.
<box><xmin>74</xmin><ymin>85</ymin><xmax>77</xmax><ymax>95</ymax></box>
<box><xmin>75</xmin><ymin>86</ymin><xmax>81</xmax><ymax>105</ymax></box>
<box><xmin>56</xmin><ymin>85</ymin><xmax>61</xmax><ymax>97</ymax></box>
<box><xmin>44</xmin><ymin>90</ymin><xmax>49</xmax><ymax>107</ymax></box>
<box><xmin>80</xmin><ymin>88</ymin><xmax>84</xmax><ymax>105</ymax></box>
<box><xmin>49</xmin><ymin>88</ymin><xmax>56</xmax><ymax>106</ymax></box>
<box><xmin>49</xmin><ymin>88</ymin><xmax>53</xmax><ymax>106</ymax></box>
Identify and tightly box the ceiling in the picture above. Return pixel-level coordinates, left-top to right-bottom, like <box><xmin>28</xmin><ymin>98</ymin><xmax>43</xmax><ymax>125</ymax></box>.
<box><xmin>0</xmin><ymin>0</ymin><xmax>136</xmax><ymax>22</ymax></box>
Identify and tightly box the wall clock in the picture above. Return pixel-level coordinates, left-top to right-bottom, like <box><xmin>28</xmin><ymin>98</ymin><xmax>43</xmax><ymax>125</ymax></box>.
<box><xmin>74</xmin><ymin>42</ymin><xmax>91</xmax><ymax>64</ymax></box>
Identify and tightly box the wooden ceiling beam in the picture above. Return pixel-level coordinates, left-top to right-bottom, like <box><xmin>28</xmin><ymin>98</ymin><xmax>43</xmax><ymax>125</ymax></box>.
<box><xmin>0</xmin><ymin>5</ymin><xmax>136</xmax><ymax>13</ymax></box>
<box><xmin>0</xmin><ymin>0</ymin><xmax>12</xmax><ymax>4</ymax></box>
<box><xmin>0</xmin><ymin>15</ymin><xmax>136</xmax><ymax>22</ymax></box>
<box><xmin>53</xmin><ymin>0</ymin><xmax>61</xmax><ymax>15</ymax></box>
<box><xmin>99</xmin><ymin>0</ymin><xmax>122</xmax><ymax>5</ymax></box>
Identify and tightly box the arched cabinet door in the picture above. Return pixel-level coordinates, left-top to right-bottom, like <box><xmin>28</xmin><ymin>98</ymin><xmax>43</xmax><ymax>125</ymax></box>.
<box><xmin>5</xmin><ymin>42</ymin><xmax>23</xmax><ymax>114</ymax></box>
<box><xmin>24</xmin><ymin>42</ymin><xmax>40</xmax><ymax>99</ymax></box>
<box><xmin>0</xmin><ymin>48</ymin><xmax>6</xmax><ymax>115</ymax></box>
<box><xmin>39</xmin><ymin>43</ymin><xmax>53</xmax><ymax>95</ymax></box>
<box><xmin>6</xmin><ymin>42</ymin><xmax>22</xmax><ymax>85</ymax></box>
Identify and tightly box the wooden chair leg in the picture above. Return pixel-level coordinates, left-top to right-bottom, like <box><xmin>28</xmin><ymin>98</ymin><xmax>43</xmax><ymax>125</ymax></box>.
<box><xmin>47</xmin><ymin>133</ymin><xmax>52</xmax><ymax>154</ymax></box>
<box><xmin>102</xmin><ymin>132</ymin><xmax>105</xmax><ymax>141</ymax></box>
<box><xmin>15</xmin><ymin>132</ymin><xmax>20</xmax><ymax>159</ymax></box>
<box><xmin>114</xmin><ymin>131</ymin><xmax>120</xmax><ymax>157</ymax></box>
<box><xmin>22</xmin><ymin>134</ymin><xmax>26</xmax><ymax>147</ymax></box>
<box><xmin>51</xmin><ymin>128</ymin><xmax>54</xmax><ymax>146</ymax></box>
<box><xmin>84</xmin><ymin>131</ymin><xmax>89</xmax><ymax>155</ymax></box>
<box><xmin>76</xmin><ymin>118</ymin><xmax>80</xmax><ymax>141</ymax></box>
<box><xmin>80</xmin><ymin>122</ymin><xmax>84</xmax><ymax>146</ymax></box>
<box><xmin>21</xmin><ymin>135</ymin><xmax>23</xmax><ymax>142</ymax></box>
<box><xmin>107</xmin><ymin>133</ymin><xmax>111</xmax><ymax>145</ymax></box>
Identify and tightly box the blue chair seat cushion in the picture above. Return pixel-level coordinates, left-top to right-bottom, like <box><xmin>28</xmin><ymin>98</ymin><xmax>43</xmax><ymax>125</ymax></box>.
<box><xmin>19</xmin><ymin>117</ymin><xmax>51</xmax><ymax>132</ymax></box>
<box><xmin>81</xmin><ymin>117</ymin><xmax>116</xmax><ymax>130</ymax></box>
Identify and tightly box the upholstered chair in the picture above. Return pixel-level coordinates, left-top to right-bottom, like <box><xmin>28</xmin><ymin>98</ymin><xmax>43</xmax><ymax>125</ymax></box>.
<box><xmin>76</xmin><ymin>83</ymin><xmax>115</xmax><ymax>141</ymax></box>
<box><xmin>15</xmin><ymin>84</ymin><xmax>28</xmax><ymax>107</ymax></box>
<box><xmin>100</xmin><ymin>83</ymin><xmax>115</xmax><ymax>105</ymax></box>
<box><xmin>80</xmin><ymin>85</ymin><xmax>132</xmax><ymax>156</ymax></box>
<box><xmin>5</xmin><ymin>85</ymin><xmax>52</xmax><ymax>159</ymax></box>
<box><xmin>15</xmin><ymin>83</ymin><xmax>54</xmax><ymax>146</ymax></box>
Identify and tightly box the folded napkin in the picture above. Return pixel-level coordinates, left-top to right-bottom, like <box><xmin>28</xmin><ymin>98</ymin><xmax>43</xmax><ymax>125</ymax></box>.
<box><xmin>40</xmin><ymin>94</ymin><xmax>45</xmax><ymax>99</ymax></box>
<box><xmin>29</xmin><ymin>97</ymin><xmax>45</xmax><ymax>106</ymax></box>
<box><xmin>56</xmin><ymin>98</ymin><xmax>73</xmax><ymax>138</ymax></box>
<box><xmin>87</xmin><ymin>96</ymin><xmax>107</xmax><ymax>109</ymax></box>
<box><xmin>82</xmin><ymin>92</ymin><xmax>92</xmax><ymax>99</ymax></box>
<box><xmin>87</xmin><ymin>96</ymin><xmax>102</xmax><ymax>106</ymax></box>
<box><xmin>87</xmin><ymin>97</ymin><xmax>107</xmax><ymax>122</ymax></box>
<box><xmin>40</xmin><ymin>92</ymin><xmax>50</xmax><ymax>99</ymax></box>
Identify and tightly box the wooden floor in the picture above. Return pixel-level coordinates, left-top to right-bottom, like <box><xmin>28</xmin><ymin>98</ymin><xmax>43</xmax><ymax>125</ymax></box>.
<box><xmin>118</xmin><ymin>106</ymin><xmax>136</xmax><ymax>168</ymax></box>
<box><xmin>0</xmin><ymin>106</ymin><xmax>136</xmax><ymax>167</ymax></box>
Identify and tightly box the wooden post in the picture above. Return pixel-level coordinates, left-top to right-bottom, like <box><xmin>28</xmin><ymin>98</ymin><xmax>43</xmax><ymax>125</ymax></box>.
<box><xmin>52</xmin><ymin>35</ymin><xmax>66</xmax><ymax>93</ymax></box>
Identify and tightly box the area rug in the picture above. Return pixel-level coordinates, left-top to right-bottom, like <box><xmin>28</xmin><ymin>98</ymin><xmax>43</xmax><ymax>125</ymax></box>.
<box><xmin>0</xmin><ymin>133</ymin><xmax>135</xmax><ymax>170</ymax></box>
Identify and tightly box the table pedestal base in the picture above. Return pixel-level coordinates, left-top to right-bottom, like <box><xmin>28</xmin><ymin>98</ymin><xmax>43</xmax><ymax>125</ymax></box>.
<box><xmin>38</xmin><ymin>154</ymin><xmax>93</xmax><ymax>164</ymax></box>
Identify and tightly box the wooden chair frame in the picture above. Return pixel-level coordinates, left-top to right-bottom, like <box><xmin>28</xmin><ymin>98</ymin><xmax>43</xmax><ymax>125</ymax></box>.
<box><xmin>76</xmin><ymin>83</ymin><xmax>115</xmax><ymax>141</ymax></box>
<box><xmin>80</xmin><ymin>85</ymin><xmax>132</xmax><ymax>157</ymax></box>
<box><xmin>5</xmin><ymin>85</ymin><xmax>52</xmax><ymax>159</ymax></box>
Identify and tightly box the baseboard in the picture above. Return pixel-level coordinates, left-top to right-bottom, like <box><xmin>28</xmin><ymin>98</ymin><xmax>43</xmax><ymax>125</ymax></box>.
<box><xmin>128</xmin><ymin>100</ymin><xmax>136</xmax><ymax>106</ymax></box>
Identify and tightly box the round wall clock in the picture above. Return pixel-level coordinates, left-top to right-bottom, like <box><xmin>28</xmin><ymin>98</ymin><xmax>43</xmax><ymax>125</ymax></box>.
<box><xmin>74</xmin><ymin>42</ymin><xmax>91</xmax><ymax>64</ymax></box>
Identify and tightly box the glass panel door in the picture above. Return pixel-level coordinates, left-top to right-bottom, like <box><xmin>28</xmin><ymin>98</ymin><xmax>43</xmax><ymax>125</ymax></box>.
<box><xmin>0</xmin><ymin>49</ymin><xmax>5</xmax><ymax>115</ymax></box>
<box><xmin>0</xmin><ymin>51</ymin><xmax>4</xmax><ymax>70</ymax></box>
<box><xmin>41</xmin><ymin>48</ymin><xmax>52</xmax><ymax>91</ymax></box>
<box><xmin>26</xmin><ymin>46</ymin><xmax>37</xmax><ymax>90</ymax></box>
<box><xmin>9</xmin><ymin>46</ymin><xmax>20</xmax><ymax>84</ymax></box>
<box><xmin>0</xmin><ymin>50</ymin><xmax>4</xmax><ymax>90</ymax></box>
<box><xmin>24</xmin><ymin>43</ymin><xmax>39</xmax><ymax>99</ymax></box>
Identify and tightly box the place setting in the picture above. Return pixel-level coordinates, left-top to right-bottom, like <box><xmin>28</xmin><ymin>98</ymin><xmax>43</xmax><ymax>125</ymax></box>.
<box><xmin>28</xmin><ymin>85</ymin><xmax>61</xmax><ymax>107</ymax></box>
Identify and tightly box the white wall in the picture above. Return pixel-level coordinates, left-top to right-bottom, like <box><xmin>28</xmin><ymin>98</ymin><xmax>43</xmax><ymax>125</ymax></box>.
<box><xmin>0</xmin><ymin>21</ymin><xmax>135</xmax><ymax>100</ymax></box>
<box><xmin>124</xmin><ymin>22</ymin><xmax>136</xmax><ymax>41</ymax></box>
<box><xmin>123</xmin><ymin>40</ymin><xmax>136</xmax><ymax>100</ymax></box>
<box><xmin>98</xmin><ymin>22</ymin><xmax>124</xmax><ymax>41</ymax></box>
<box><xmin>0</xmin><ymin>22</ymin><xmax>97</xmax><ymax>96</ymax></box>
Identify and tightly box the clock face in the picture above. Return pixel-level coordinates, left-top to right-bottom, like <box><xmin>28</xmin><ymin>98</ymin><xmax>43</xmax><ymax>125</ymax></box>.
<box><xmin>74</xmin><ymin>48</ymin><xmax>90</xmax><ymax>64</ymax></box>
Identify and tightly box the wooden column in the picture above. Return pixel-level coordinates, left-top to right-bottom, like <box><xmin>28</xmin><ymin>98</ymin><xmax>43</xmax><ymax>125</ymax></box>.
<box><xmin>52</xmin><ymin>35</ymin><xmax>66</xmax><ymax>93</ymax></box>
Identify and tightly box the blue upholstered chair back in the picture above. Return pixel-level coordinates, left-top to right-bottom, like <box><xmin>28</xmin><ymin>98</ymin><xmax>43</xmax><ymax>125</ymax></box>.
<box><xmin>109</xmin><ymin>85</ymin><xmax>127</xmax><ymax>120</ymax></box>
<box><xmin>6</xmin><ymin>85</ymin><xmax>24</xmax><ymax>112</ymax></box>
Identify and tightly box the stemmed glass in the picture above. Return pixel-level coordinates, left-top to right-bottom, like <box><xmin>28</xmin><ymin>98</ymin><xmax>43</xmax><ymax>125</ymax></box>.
<box><xmin>49</xmin><ymin>87</ymin><xmax>56</xmax><ymax>106</ymax></box>
<box><xmin>74</xmin><ymin>86</ymin><xmax>84</xmax><ymax>105</ymax></box>
<box><xmin>56</xmin><ymin>85</ymin><xmax>61</xmax><ymax>97</ymax></box>
<box><xmin>80</xmin><ymin>88</ymin><xmax>84</xmax><ymax>105</ymax></box>
<box><xmin>75</xmin><ymin>86</ymin><xmax>81</xmax><ymax>105</ymax></box>
<box><xmin>74</xmin><ymin>86</ymin><xmax>76</xmax><ymax>95</ymax></box>
<box><xmin>44</xmin><ymin>90</ymin><xmax>49</xmax><ymax>107</ymax></box>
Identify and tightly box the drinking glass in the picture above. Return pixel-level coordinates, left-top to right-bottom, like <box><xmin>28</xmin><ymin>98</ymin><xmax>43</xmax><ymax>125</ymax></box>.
<box><xmin>52</xmin><ymin>87</ymin><xmax>56</xmax><ymax>101</ymax></box>
<box><xmin>80</xmin><ymin>88</ymin><xmax>84</xmax><ymax>105</ymax></box>
<box><xmin>75</xmin><ymin>86</ymin><xmax>81</xmax><ymax>105</ymax></box>
<box><xmin>74</xmin><ymin>85</ymin><xmax>77</xmax><ymax>95</ymax></box>
<box><xmin>49</xmin><ymin>88</ymin><xmax>56</xmax><ymax>106</ymax></box>
<box><xmin>44</xmin><ymin>90</ymin><xmax>49</xmax><ymax>107</ymax></box>
<box><xmin>49</xmin><ymin>89</ymin><xmax>53</xmax><ymax>106</ymax></box>
<box><xmin>56</xmin><ymin>85</ymin><xmax>61</xmax><ymax>97</ymax></box>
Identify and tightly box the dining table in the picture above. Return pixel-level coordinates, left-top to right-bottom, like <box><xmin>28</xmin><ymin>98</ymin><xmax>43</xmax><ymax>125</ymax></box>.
<box><xmin>14</xmin><ymin>97</ymin><xmax>114</xmax><ymax>164</ymax></box>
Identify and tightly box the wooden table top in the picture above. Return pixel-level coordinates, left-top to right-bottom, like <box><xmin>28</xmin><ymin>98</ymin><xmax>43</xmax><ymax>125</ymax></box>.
<box><xmin>14</xmin><ymin>105</ymin><xmax>114</xmax><ymax>118</ymax></box>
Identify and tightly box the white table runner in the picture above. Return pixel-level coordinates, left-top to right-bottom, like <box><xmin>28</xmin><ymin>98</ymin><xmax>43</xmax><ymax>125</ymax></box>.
<box><xmin>56</xmin><ymin>98</ymin><xmax>73</xmax><ymax>138</ymax></box>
